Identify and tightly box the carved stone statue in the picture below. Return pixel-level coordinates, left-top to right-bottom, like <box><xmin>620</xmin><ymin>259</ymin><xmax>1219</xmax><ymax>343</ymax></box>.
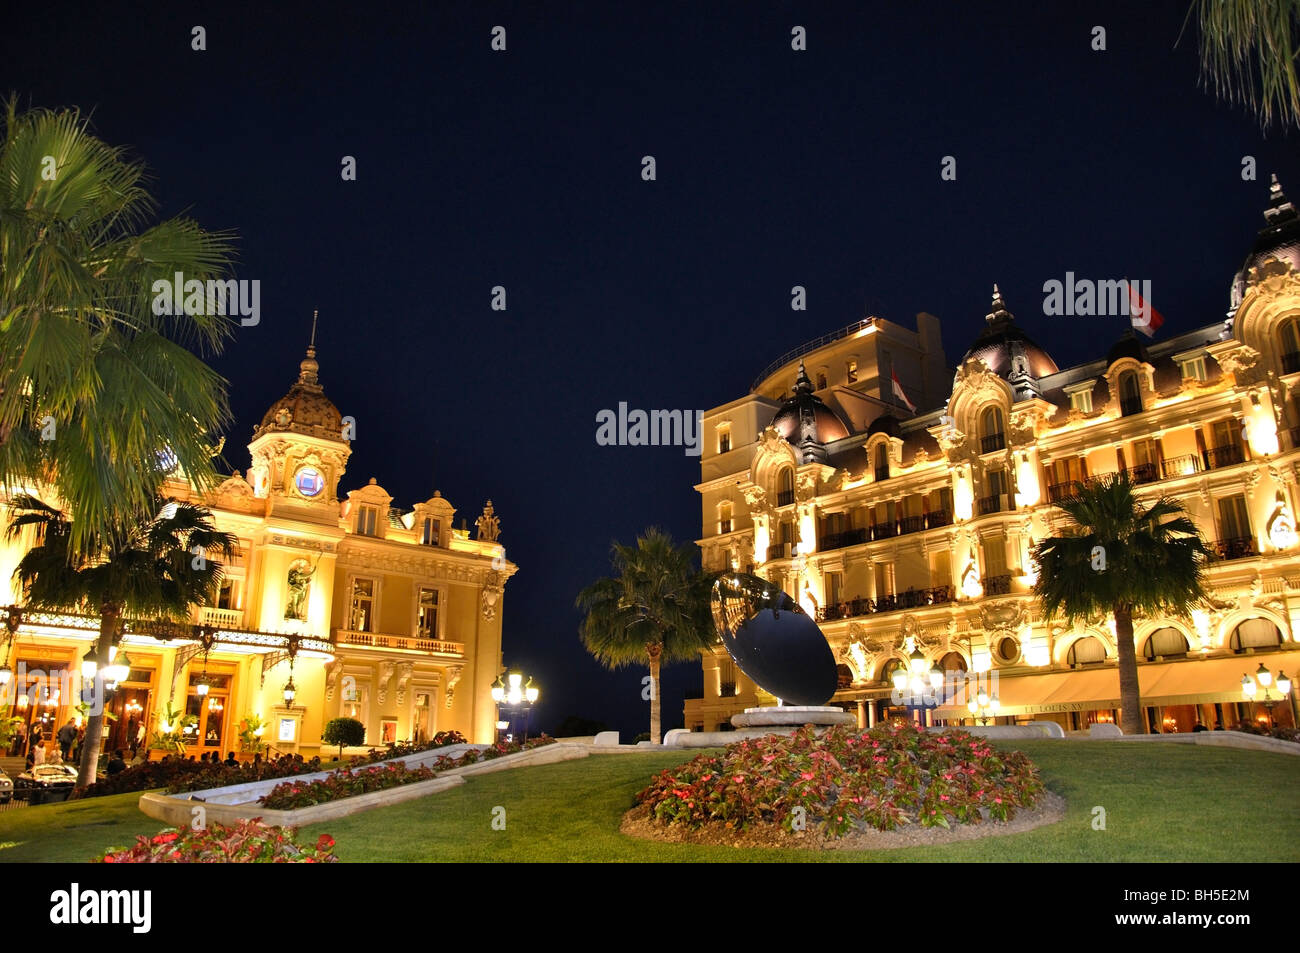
<box><xmin>284</xmin><ymin>558</ymin><xmax>316</xmax><ymax>621</ymax></box>
<box><xmin>476</xmin><ymin>500</ymin><xmax>501</xmax><ymax>542</ymax></box>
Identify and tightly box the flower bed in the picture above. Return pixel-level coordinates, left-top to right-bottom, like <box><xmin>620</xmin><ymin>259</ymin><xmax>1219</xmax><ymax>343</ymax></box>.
<box><xmin>72</xmin><ymin>755</ymin><xmax>324</xmax><ymax>800</ymax></box>
<box><xmin>1230</xmin><ymin>721</ymin><xmax>1300</xmax><ymax>744</ymax></box>
<box><xmin>259</xmin><ymin>736</ymin><xmax>556</xmax><ymax>810</ymax></box>
<box><xmin>96</xmin><ymin>818</ymin><xmax>338</xmax><ymax>863</ymax></box>
<box><xmin>343</xmin><ymin>730</ymin><xmax>468</xmax><ymax>767</ymax></box>
<box><xmin>637</xmin><ymin>722</ymin><xmax>1043</xmax><ymax>838</ymax></box>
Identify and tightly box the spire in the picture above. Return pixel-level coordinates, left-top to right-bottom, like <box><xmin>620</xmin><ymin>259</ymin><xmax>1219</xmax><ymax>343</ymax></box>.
<box><xmin>986</xmin><ymin>283</ymin><xmax>1013</xmax><ymax>328</ymax></box>
<box><xmin>794</xmin><ymin>361</ymin><xmax>813</xmax><ymax>393</ymax></box>
<box><xmin>298</xmin><ymin>311</ymin><xmax>320</xmax><ymax>386</ymax></box>
<box><xmin>1264</xmin><ymin>174</ymin><xmax>1297</xmax><ymax>224</ymax></box>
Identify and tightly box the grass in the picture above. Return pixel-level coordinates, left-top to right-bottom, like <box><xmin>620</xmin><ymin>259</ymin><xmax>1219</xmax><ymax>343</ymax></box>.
<box><xmin>2</xmin><ymin>741</ymin><xmax>1297</xmax><ymax>862</ymax></box>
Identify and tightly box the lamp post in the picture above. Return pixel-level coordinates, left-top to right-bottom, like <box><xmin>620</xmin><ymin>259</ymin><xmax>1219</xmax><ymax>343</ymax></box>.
<box><xmin>966</xmin><ymin>680</ymin><xmax>1000</xmax><ymax>726</ymax></box>
<box><xmin>1241</xmin><ymin>663</ymin><xmax>1292</xmax><ymax>728</ymax></box>
<box><xmin>491</xmin><ymin>669</ymin><xmax>539</xmax><ymax>742</ymax></box>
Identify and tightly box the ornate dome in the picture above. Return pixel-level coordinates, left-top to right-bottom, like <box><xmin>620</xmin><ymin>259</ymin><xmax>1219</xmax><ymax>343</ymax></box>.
<box><xmin>1231</xmin><ymin>174</ymin><xmax>1300</xmax><ymax>311</ymax></box>
<box><xmin>770</xmin><ymin>362</ymin><xmax>850</xmax><ymax>461</ymax></box>
<box><xmin>252</xmin><ymin>344</ymin><xmax>346</xmax><ymax>443</ymax></box>
<box><xmin>961</xmin><ymin>286</ymin><xmax>1059</xmax><ymax>379</ymax></box>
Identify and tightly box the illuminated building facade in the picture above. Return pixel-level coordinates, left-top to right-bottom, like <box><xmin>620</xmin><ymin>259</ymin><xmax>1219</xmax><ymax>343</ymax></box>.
<box><xmin>690</xmin><ymin>180</ymin><xmax>1300</xmax><ymax>734</ymax></box>
<box><xmin>0</xmin><ymin>341</ymin><xmax>515</xmax><ymax>759</ymax></box>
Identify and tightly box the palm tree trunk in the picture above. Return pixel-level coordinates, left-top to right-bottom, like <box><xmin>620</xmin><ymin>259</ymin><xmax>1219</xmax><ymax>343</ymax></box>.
<box><xmin>1113</xmin><ymin>603</ymin><xmax>1143</xmax><ymax>736</ymax></box>
<box><xmin>647</xmin><ymin>642</ymin><xmax>662</xmax><ymax>745</ymax></box>
<box><xmin>76</xmin><ymin>605</ymin><xmax>120</xmax><ymax>789</ymax></box>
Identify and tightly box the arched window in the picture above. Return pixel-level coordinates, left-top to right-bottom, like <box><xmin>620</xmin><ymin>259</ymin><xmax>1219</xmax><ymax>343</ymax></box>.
<box><xmin>994</xmin><ymin>636</ymin><xmax>1020</xmax><ymax>664</ymax></box>
<box><xmin>939</xmin><ymin>651</ymin><xmax>968</xmax><ymax>673</ymax></box>
<box><xmin>1067</xmin><ymin>636</ymin><xmax>1107</xmax><ymax>666</ymax></box>
<box><xmin>874</xmin><ymin>443</ymin><xmax>889</xmax><ymax>481</ymax></box>
<box><xmin>880</xmin><ymin>658</ymin><xmax>903</xmax><ymax>685</ymax></box>
<box><xmin>1280</xmin><ymin>317</ymin><xmax>1300</xmax><ymax>374</ymax></box>
<box><xmin>1230</xmin><ymin>618</ymin><xmax>1283</xmax><ymax>653</ymax></box>
<box><xmin>776</xmin><ymin>467</ymin><xmax>795</xmax><ymax>506</ymax></box>
<box><xmin>836</xmin><ymin>664</ymin><xmax>853</xmax><ymax>690</ymax></box>
<box><xmin>1143</xmin><ymin>627</ymin><xmax>1190</xmax><ymax>661</ymax></box>
<box><xmin>1118</xmin><ymin>370</ymin><xmax>1142</xmax><ymax>416</ymax></box>
<box><xmin>979</xmin><ymin>407</ymin><xmax>1006</xmax><ymax>453</ymax></box>
<box><xmin>718</xmin><ymin>501</ymin><xmax>733</xmax><ymax>535</ymax></box>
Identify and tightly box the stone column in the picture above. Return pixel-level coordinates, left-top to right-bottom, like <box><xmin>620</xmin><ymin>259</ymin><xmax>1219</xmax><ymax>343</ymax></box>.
<box><xmin>856</xmin><ymin>700</ymin><xmax>866</xmax><ymax>729</ymax></box>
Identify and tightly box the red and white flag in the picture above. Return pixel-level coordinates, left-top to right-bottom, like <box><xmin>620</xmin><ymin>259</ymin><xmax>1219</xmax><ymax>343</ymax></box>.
<box><xmin>891</xmin><ymin>368</ymin><xmax>916</xmax><ymax>413</ymax></box>
<box><xmin>1128</xmin><ymin>280</ymin><xmax>1164</xmax><ymax>338</ymax></box>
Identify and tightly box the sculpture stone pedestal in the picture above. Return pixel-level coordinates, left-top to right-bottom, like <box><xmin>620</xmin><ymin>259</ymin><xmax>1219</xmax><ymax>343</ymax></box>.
<box><xmin>730</xmin><ymin>706</ymin><xmax>855</xmax><ymax>728</ymax></box>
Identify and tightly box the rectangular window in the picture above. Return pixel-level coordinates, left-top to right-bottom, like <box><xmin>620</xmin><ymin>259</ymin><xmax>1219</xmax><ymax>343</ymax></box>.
<box><xmin>1178</xmin><ymin>356</ymin><xmax>1207</xmax><ymax>381</ymax></box>
<box><xmin>351</xmin><ymin>578</ymin><xmax>375</xmax><ymax>633</ymax></box>
<box><xmin>217</xmin><ymin>580</ymin><xmax>237</xmax><ymax>610</ymax></box>
<box><xmin>356</xmin><ymin>505</ymin><xmax>378</xmax><ymax>537</ymax></box>
<box><xmin>983</xmin><ymin>535</ymin><xmax>1008</xmax><ymax>577</ymax></box>
<box><xmin>874</xmin><ymin>562</ymin><xmax>895</xmax><ymax>598</ymax></box>
<box><xmin>1069</xmin><ymin>389</ymin><xmax>1093</xmax><ymax>413</ymax></box>
<box><xmin>417</xmin><ymin>587</ymin><xmax>439</xmax><ymax>637</ymax></box>
<box><xmin>826</xmin><ymin>571</ymin><xmax>842</xmax><ymax>606</ymax></box>
<box><xmin>420</xmin><ymin>517</ymin><xmax>440</xmax><ymax>546</ymax></box>
<box><xmin>846</xmin><ymin>360</ymin><xmax>858</xmax><ymax>383</ymax></box>
<box><xmin>931</xmin><ymin>551</ymin><xmax>951</xmax><ymax>589</ymax></box>
<box><xmin>986</xmin><ymin>469</ymin><xmax>1008</xmax><ymax>497</ymax></box>
<box><xmin>717</xmin><ymin>427</ymin><xmax>731</xmax><ymax>454</ymax></box>
<box><xmin>1217</xmin><ymin>494</ymin><xmax>1252</xmax><ymax>541</ymax></box>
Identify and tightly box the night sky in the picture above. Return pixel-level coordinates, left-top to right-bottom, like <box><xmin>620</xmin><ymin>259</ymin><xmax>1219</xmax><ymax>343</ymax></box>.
<box><xmin>8</xmin><ymin>0</ymin><xmax>1298</xmax><ymax>738</ymax></box>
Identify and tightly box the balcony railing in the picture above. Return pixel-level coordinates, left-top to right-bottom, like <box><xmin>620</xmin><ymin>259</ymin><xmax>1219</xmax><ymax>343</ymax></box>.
<box><xmin>719</xmin><ymin>681</ymin><xmax>736</xmax><ymax>696</ymax></box>
<box><xmin>1283</xmin><ymin>351</ymin><xmax>1300</xmax><ymax>375</ymax></box>
<box><xmin>980</xmin><ymin>432</ymin><xmax>1006</xmax><ymax>454</ymax></box>
<box><xmin>1126</xmin><ymin>462</ymin><xmax>1159</xmax><ymax>486</ymax></box>
<box><xmin>818</xmin><ymin>511</ymin><xmax>957</xmax><ymax>552</ymax></box>
<box><xmin>1160</xmin><ymin>455</ymin><xmax>1202</xmax><ymax>480</ymax></box>
<box><xmin>198</xmin><ymin>606</ymin><xmax>243</xmax><ymax>629</ymax></box>
<box><xmin>1047</xmin><ymin>481</ymin><xmax>1079</xmax><ymax>503</ymax></box>
<box><xmin>977</xmin><ymin>494</ymin><xmax>1003</xmax><ymax>516</ymax></box>
<box><xmin>983</xmin><ymin>573</ymin><xmax>1013</xmax><ymax>596</ymax></box>
<box><xmin>1204</xmin><ymin>444</ymin><xmax>1245</xmax><ymax>471</ymax></box>
<box><xmin>334</xmin><ymin>629</ymin><xmax>465</xmax><ymax>656</ymax></box>
<box><xmin>897</xmin><ymin>514</ymin><xmax>926</xmax><ymax>535</ymax></box>
<box><xmin>1207</xmin><ymin>537</ymin><xmax>1258</xmax><ymax>562</ymax></box>
<box><xmin>776</xmin><ymin>489</ymin><xmax>796</xmax><ymax>507</ymax></box>
<box><xmin>815</xmin><ymin>586</ymin><xmax>954</xmax><ymax>622</ymax></box>
<box><xmin>768</xmin><ymin>542</ymin><xmax>791</xmax><ymax>561</ymax></box>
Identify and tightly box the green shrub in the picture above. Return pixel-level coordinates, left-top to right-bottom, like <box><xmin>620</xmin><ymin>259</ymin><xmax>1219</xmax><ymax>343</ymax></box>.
<box><xmin>322</xmin><ymin>717</ymin><xmax>366</xmax><ymax>759</ymax></box>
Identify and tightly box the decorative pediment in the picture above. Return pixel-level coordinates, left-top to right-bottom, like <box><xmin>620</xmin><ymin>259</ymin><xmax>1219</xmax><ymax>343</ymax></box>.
<box><xmin>978</xmin><ymin>599</ymin><xmax>1028</xmax><ymax>635</ymax></box>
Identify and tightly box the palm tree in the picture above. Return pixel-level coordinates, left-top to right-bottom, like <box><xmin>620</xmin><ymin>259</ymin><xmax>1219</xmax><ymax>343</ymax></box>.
<box><xmin>576</xmin><ymin>528</ymin><xmax>715</xmax><ymax>744</ymax></box>
<box><xmin>8</xmin><ymin>495</ymin><xmax>237</xmax><ymax>787</ymax></box>
<box><xmin>0</xmin><ymin>100</ymin><xmax>237</xmax><ymax>559</ymax></box>
<box><xmin>1190</xmin><ymin>0</ymin><xmax>1300</xmax><ymax>129</ymax></box>
<box><xmin>1031</xmin><ymin>473</ymin><xmax>1211</xmax><ymax>736</ymax></box>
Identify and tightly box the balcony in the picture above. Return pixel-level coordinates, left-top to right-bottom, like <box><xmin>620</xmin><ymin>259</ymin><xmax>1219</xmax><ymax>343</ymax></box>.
<box><xmin>1047</xmin><ymin>481</ymin><xmax>1080</xmax><ymax>503</ymax></box>
<box><xmin>1283</xmin><ymin>351</ymin><xmax>1300</xmax><ymax>375</ymax></box>
<box><xmin>980</xmin><ymin>432</ymin><xmax>1006</xmax><ymax>454</ymax></box>
<box><xmin>767</xmin><ymin>542</ymin><xmax>791</xmax><ymax>561</ymax></box>
<box><xmin>1204</xmin><ymin>444</ymin><xmax>1245</xmax><ymax>471</ymax></box>
<box><xmin>897</xmin><ymin>514</ymin><xmax>926</xmax><ymax>536</ymax></box>
<box><xmin>926</xmin><ymin>509</ymin><xmax>954</xmax><ymax>529</ymax></box>
<box><xmin>977</xmin><ymin>494</ymin><xmax>1003</xmax><ymax>516</ymax></box>
<box><xmin>777</xmin><ymin>489</ymin><xmax>796</xmax><ymax>507</ymax></box>
<box><xmin>334</xmin><ymin>629</ymin><xmax>465</xmax><ymax>656</ymax></box>
<box><xmin>1207</xmin><ymin>537</ymin><xmax>1258</xmax><ymax>562</ymax></box>
<box><xmin>815</xmin><ymin>586</ymin><xmax>954</xmax><ymax>622</ymax></box>
<box><xmin>820</xmin><ymin>528</ymin><xmax>869</xmax><ymax>551</ymax></box>
<box><xmin>983</xmin><ymin>573</ymin><xmax>1013</xmax><ymax>596</ymax></box>
<box><xmin>198</xmin><ymin>606</ymin><xmax>243</xmax><ymax>629</ymax></box>
<box><xmin>872</xmin><ymin>521</ymin><xmax>898</xmax><ymax>540</ymax></box>
<box><xmin>1126</xmin><ymin>462</ymin><xmax>1159</xmax><ymax>486</ymax></box>
<box><xmin>1160</xmin><ymin>455</ymin><xmax>1202</xmax><ymax>480</ymax></box>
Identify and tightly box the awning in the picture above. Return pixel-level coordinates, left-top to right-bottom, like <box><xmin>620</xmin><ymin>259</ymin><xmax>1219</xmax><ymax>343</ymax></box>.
<box><xmin>932</xmin><ymin>652</ymin><xmax>1300</xmax><ymax>717</ymax></box>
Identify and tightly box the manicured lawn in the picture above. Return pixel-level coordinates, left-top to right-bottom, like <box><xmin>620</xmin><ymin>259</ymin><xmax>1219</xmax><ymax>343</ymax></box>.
<box><xmin>3</xmin><ymin>741</ymin><xmax>1297</xmax><ymax>862</ymax></box>
<box><xmin>0</xmin><ymin>791</ymin><xmax>166</xmax><ymax>863</ymax></box>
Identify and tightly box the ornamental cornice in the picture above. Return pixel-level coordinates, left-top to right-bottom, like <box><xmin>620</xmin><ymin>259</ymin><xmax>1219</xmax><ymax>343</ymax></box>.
<box><xmin>335</xmin><ymin>546</ymin><xmax>509</xmax><ymax>584</ymax></box>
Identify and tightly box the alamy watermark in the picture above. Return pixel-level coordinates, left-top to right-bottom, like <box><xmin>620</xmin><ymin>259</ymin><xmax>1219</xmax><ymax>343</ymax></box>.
<box><xmin>595</xmin><ymin>403</ymin><xmax>703</xmax><ymax>457</ymax></box>
<box><xmin>151</xmin><ymin>272</ymin><xmax>260</xmax><ymax>326</ymax></box>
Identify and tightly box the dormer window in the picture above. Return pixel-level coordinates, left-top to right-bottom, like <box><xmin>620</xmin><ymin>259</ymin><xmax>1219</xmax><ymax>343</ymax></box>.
<box><xmin>1070</xmin><ymin>390</ymin><xmax>1093</xmax><ymax>413</ymax></box>
<box><xmin>1177</xmin><ymin>355</ymin><xmax>1207</xmax><ymax>382</ymax></box>
<box><xmin>979</xmin><ymin>407</ymin><xmax>1006</xmax><ymax>453</ymax></box>
<box><xmin>356</xmin><ymin>504</ymin><xmax>379</xmax><ymax>537</ymax></box>
<box><xmin>776</xmin><ymin>467</ymin><xmax>795</xmax><ymax>507</ymax></box>
<box><xmin>1118</xmin><ymin>370</ymin><xmax>1142</xmax><ymax>417</ymax></box>
<box><xmin>420</xmin><ymin>516</ymin><xmax>441</xmax><ymax>546</ymax></box>
<box><xmin>874</xmin><ymin>443</ymin><xmax>889</xmax><ymax>482</ymax></box>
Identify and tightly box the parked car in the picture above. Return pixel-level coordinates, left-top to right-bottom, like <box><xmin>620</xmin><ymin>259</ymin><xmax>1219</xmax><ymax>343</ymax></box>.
<box><xmin>13</xmin><ymin>764</ymin><xmax>77</xmax><ymax>804</ymax></box>
<box><xmin>0</xmin><ymin>768</ymin><xmax>12</xmax><ymax>804</ymax></box>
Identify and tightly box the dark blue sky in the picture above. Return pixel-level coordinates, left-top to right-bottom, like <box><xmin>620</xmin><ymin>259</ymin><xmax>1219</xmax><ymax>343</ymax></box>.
<box><xmin>8</xmin><ymin>0</ymin><xmax>1297</xmax><ymax>737</ymax></box>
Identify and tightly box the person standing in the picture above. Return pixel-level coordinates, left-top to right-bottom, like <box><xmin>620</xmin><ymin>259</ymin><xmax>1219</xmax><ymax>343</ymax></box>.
<box><xmin>11</xmin><ymin>722</ymin><xmax>25</xmax><ymax>757</ymax></box>
<box><xmin>56</xmin><ymin>719</ymin><xmax>77</xmax><ymax>760</ymax></box>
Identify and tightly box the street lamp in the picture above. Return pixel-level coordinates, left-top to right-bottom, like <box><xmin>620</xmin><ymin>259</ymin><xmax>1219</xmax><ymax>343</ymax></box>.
<box><xmin>283</xmin><ymin>676</ymin><xmax>297</xmax><ymax>706</ymax></box>
<box><xmin>81</xmin><ymin>646</ymin><xmax>100</xmax><ymax>680</ymax></box>
<box><xmin>966</xmin><ymin>681</ymin><xmax>1000</xmax><ymax>725</ymax></box>
<box><xmin>102</xmin><ymin>649</ymin><xmax>130</xmax><ymax>688</ymax></box>
<box><xmin>1242</xmin><ymin>663</ymin><xmax>1292</xmax><ymax>725</ymax></box>
<box><xmin>493</xmin><ymin>668</ymin><xmax>540</xmax><ymax>742</ymax></box>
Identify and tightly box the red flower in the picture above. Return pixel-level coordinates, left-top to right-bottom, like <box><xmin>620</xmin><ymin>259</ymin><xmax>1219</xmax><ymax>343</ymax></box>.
<box><xmin>152</xmin><ymin>832</ymin><xmax>179</xmax><ymax>844</ymax></box>
<box><xmin>315</xmin><ymin>834</ymin><xmax>335</xmax><ymax>850</ymax></box>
